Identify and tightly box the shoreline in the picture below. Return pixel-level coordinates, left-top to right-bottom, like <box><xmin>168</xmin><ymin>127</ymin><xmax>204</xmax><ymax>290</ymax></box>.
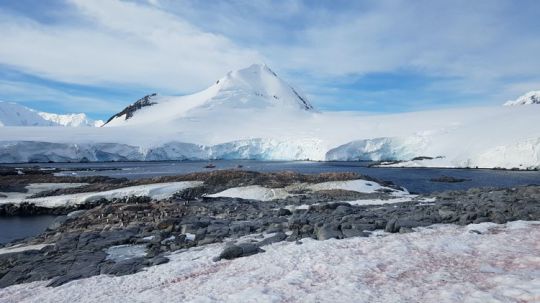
<box><xmin>2</xmin><ymin>159</ymin><xmax>539</xmax><ymax>171</ymax></box>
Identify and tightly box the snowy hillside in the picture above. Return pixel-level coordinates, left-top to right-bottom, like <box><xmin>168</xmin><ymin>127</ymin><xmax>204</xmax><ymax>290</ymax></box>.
<box><xmin>0</xmin><ymin>101</ymin><xmax>102</xmax><ymax>127</ymax></box>
<box><xmin>0</xmin><ymin>65</ymin><xmax>540</xmax><ymax>169</ymax></box>
<box><xmin>104</xmin><ymin>64</ymin><xmax>314</xmax><ymax>126</ymax></box>
<box><xmin>38</xmin><ymin>112</ymin><xmax>103</xmax><ymax>127</ymax></box>
<box><xmin>0</xmin><ymin>102</ymin><xmax>57</xmax><ymax>126</ymax></box>
<box><xmin>503</xmin><ymin>90</ymin><xmax>540</xmax><ymax>106</ymax></box>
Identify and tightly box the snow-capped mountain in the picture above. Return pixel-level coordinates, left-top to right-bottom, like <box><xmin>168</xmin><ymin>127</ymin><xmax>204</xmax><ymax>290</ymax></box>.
<box><xmin>104</xmin><ymin>64</ymin><xmax>314</xmax><ymax>126</ymax></box>
<box><xmin>503</xmin><ymin>91</ymin><xmax>540</xmax><ymax>106</ymax></box>
<box><xmin>0</xmin><ymin>101</ymin><xmax>103</xmax><ymax>127</ymax></box>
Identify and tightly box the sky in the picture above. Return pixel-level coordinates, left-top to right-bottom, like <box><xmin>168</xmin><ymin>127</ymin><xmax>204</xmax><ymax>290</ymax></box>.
<box><xmin>0</xmin><ymin>0</ymin><xmax>539</xmax><ymax>120</ymax></box>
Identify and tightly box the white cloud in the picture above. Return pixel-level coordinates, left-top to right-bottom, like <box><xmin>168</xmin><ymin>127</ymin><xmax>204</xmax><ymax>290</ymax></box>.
<box><xmin>1</xmin><ymin>0</ymin><xmax>539</xmax><ymax>109</ymax></box>
<box><xmin>152</xmin><ymin>0</ymin><xmax>540</xmax><ymax>99</ymax></box>
<box><xmin>0</xmin><ymin>0</ymin><xmax>264</xmax><ymax>93</ymax></box>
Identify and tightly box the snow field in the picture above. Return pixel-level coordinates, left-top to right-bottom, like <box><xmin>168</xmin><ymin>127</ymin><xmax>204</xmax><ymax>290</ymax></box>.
<box><xmin>1</xmin><ymin>221</ymin><xmax>538</xmax><ymax>303</ymax></box>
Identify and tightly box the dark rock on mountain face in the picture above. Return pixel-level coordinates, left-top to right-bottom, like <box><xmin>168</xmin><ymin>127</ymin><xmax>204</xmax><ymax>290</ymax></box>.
<box><xmin>103</xmin><ymin>93</ymin><xmax>158</xmax><ymax>126</ymax></box>
<box><xmin>291</xmin><ymin>88</ymin><xmax>314</xmax><ymax>111</ymax></box>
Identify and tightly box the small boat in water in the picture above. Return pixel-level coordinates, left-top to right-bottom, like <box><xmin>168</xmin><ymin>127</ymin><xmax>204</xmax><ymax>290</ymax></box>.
<box><xmin>204</xmin><ymin>163</ymin><xmax>216</xmax><ymax>169</ymax></box>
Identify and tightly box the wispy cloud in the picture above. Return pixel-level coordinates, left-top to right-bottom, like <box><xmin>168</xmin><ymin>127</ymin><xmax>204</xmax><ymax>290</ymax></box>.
<box><xmin>154</xmin><ymin>0</ymin><xmax>540</xmax><ymax>101</ymax></box>
<box><xmin>0</xmin><ymin>0</ymin><xmax>263</xmax><ymax>93</ymax></box>
<box><xmin>0</xmin><ymin>0</ymin><xmax>539</xmax><ymax>113</ymax></box>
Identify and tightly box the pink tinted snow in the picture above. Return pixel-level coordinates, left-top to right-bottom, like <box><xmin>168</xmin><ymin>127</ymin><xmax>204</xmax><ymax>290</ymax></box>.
<box><xmin>1</xmin><ymin>221</ymin><xmax>539</xmax><ymax>303</ymax></box>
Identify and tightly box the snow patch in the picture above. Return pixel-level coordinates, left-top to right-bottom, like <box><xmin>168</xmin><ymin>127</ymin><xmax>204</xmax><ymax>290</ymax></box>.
<box><xmin>207</xmin><ymin>179</ymin><xmax>406</xmax><ymax>201</ymax></box>
<box><xmin>0</xmin><ymin>183</ymin><xmax>88</xmax><ymax>201</ymax></box>
<box><xmin>0</xmin><ymin>244</ymin><xmax>52</xmax><ymax>255</ymax></box>
<box><xmin>0</xmin><ymin>181</ymin><xmax>203</xmax><ymax>208</ymax></box>
<box><xmin>206</xmin><ymin>185</ymin><xmax>290</xmax><ymax>201</ymax></box>
<box><xmin>105</xmin><ymin>245</ymin><xmax>147</xmax><ymax>262</ymax></box>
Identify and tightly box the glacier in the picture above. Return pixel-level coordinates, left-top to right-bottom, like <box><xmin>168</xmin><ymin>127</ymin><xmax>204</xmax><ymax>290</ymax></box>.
<box><xmin>1</xmin><ymin>65</ymin><xmax>540</xmax><ymax>169</ymax></box>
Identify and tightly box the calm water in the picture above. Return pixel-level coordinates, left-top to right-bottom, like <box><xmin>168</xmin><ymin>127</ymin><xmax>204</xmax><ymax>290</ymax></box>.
<box><xmin>0</xmin><ymin>216</ymin><xmax>57</xmax><ymax>244</ymax></box>
<box><xmin>7</xmin><ymin>160</ymin><xmax>540</xmax><ymax>194</ymax></box>
<box><xmin>2</xmin><ymin>161</ymin><xmax>539</xmax><ymax>244</ymax></box>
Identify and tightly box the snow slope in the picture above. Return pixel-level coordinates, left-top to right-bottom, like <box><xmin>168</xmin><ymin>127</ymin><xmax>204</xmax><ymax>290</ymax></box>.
<box><xmin>0</xmin><ymin>102</ymin><xmax>57</xmax><ymax>126</ymax></box>
<box><xmin>1</xmin><ymin>221</ymin><xmax>538</xmax><ymax>303</ymax></box>
<box><xmin>0</xmin><ymin>65</ymin><xmax>539</xmax><ymax>169</ymax></box>
<box><xmin>37</xmin><ymin>112</ymin><xmax>103</xmax><ymax>127</ymax></box>
<box><xmin>504</xmin><ymin>90</ymin><xmax>540</xmax><ymax>106</ymax></box>
<box><xmin>0</xmin><ymin>101</ymin><xmax>102</xmax><ymax>127</ymax></box>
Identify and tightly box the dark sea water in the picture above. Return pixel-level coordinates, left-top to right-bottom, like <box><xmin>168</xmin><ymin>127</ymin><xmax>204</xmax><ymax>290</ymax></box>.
<box><xmin>2</xmin><ymin>160</ymin><xmax>539</xmax><ymax>245</ymax></box>
<box><xmin>0</xmin><ymin>216</ymin><xmax>57</xmax><ymax>245</ymax></box>
<box><xmin>7</xmin><ymin>160</ymin><xmax>540</xmax><ymax>194</ymax></box>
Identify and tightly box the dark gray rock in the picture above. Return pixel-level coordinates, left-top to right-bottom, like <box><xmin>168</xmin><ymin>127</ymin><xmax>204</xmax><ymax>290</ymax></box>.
<box><xmin>385</xmin><ymin>218</ymin><xmax>399</xmax><ymax>233</ymax></box>
<box><xmin>47</xmin><ymin>273</ymin><xmax>84</xmax><ymax>287</ymax></box>
<box><xmin>316</xmin><ymin>224</ymin><xmax>343</xmax><ymax>240</ymax></box>
<box><xmin>214</xmin><ymin>243</ymin><xmax>264</xmax><ymax>261</ymax></box>
<box><xmin>341</xmin><ymin>227</ymin><xmax>368</xmax><ymax>238</ymax></box>
<box><xmin>214</xmin><ymin>245</ymin><xmax>243</xmax><ymax>261</ymax></box>
<box><xmin>258</xmin><ymin>232</ymin><xmax>287</xmax><ymax>246</ymax></box>
<box><xmin>100</xmin><ymin>257</ymin><xmax>146</xmax><ymax>276</ymax></box>
<box><xmin>150</xmin><ymin>256</ymin><xmax>169</xmax><ymax>266</ymax></box>
<box><xmin>277</xmin><ymin>208</ymin><xmax>292</xmax><ymax>216</ymax></box>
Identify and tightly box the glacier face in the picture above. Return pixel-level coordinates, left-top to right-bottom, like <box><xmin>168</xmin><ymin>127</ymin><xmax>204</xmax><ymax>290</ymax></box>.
<box><xmin>208</xmin><ymin>138</ymin><xmax>325</xmax><ymax>161</ymax></box>
<box><xmin>0</xmin><ymin>138</ymin><xmax>326</xmax><ymax>163</ymax></box>
<box><xmin>0</xmin><ymin>141</ymin><xmax>145</xmax><ymax>163</ymax></box>
<box><xmin>325</xmin><ymin>137</ymin><xmax>425</xmax><ymax>161</ymax></box>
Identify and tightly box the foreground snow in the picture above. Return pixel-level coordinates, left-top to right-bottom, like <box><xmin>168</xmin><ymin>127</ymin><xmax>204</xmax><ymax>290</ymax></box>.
<box><xmin>0</xmin><ymin>182</ymin><xmax>202</xmax><ymax>208</ymax></box>
<box><xmin>1</xmin><ymin>221</ymin><xmax>538</xmax><ymax>303</ymax></box>
<box><xmin>206</xmin><ymin>179</ymin><xmax>406</xmax><ymax>201</ymax></box>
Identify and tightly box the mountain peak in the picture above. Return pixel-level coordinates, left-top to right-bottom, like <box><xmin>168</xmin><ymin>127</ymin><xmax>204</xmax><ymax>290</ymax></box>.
<box><xmin>211</xmin><ymin>64</ymin><xmax>314</xmax><ymax>111</ymax></box>
<box><xmin>103</xmin><ymin>64</ymin><xmax>315</xmax><ymax>127</ymax></box>
<box><xmin>504</xmin><ymin>91</ymin><xmax>540</xmax><ymax>106</ymax></box>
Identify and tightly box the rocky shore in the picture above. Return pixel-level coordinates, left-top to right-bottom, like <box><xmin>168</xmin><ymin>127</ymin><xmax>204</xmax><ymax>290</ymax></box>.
<box><xmin>0</xmin><ymin>168</ymin><xmax>539</xmax><ymax>289</ymax></box>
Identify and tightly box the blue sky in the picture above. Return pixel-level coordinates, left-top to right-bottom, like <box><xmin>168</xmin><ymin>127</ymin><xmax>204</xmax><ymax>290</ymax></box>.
<box><xmin>1</xmin><ymin>0</ymin><xmax>539</xmax><ymax>120</ymax></box>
